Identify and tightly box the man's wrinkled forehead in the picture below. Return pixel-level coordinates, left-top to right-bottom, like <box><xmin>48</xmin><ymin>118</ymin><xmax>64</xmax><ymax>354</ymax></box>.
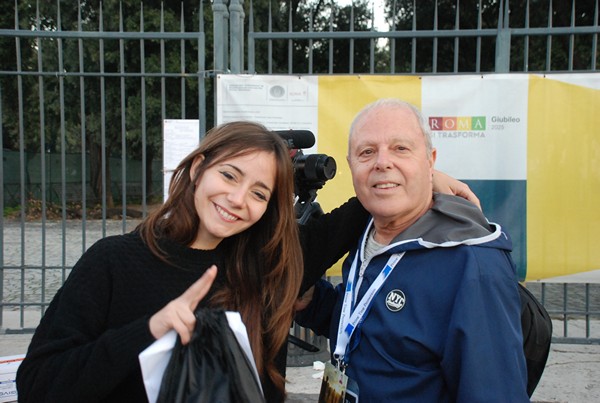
<box><xmin>349</xmin><ymin>105</ymin><xmax>421</xmax><ymax>144</ymax></box>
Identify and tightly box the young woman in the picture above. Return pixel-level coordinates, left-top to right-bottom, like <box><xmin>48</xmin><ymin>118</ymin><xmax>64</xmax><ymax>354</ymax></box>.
<box><xmin>16</xmin><ymin>121</ymin><xmax>478</xmax><ymax>403</ymax></box>
<box><xmin>16</xmin><ymin>122</ymin><xmax>311</xmax><ymax>402</ymax></box>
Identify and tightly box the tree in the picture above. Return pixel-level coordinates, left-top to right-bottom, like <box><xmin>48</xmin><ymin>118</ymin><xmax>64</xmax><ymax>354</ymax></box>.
<box><xmin>1</xmin><ymin>0</ymin><xmax>213</xmax><ymax>208</ymax></box>
<box><xmin>383</xmin><ymin>0</ymin><xmax>599</xmax><ymax>73</ymax></box>
<box><xmin>247</xmin><ymin>0</ymin><xmax>379</xmax><ymax>74</ymax></box>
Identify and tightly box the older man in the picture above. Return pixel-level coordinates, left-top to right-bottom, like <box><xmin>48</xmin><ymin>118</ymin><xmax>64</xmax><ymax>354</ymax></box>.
<box><xmin>296</xmin><ymin>98</ymin><xmax>529</xmax><ymax>402</ymax></box>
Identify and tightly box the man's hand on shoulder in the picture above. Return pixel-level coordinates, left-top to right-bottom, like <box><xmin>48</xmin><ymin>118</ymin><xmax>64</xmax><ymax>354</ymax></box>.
<box><xmin>433</xmin><ymin>170</ymin><xmax>481</xmax><ymax>209</ymax></box>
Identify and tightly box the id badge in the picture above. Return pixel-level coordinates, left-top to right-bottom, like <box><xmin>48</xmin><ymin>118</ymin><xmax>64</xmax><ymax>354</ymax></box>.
<box><xmin>318</xmin><ymin>361</ymin><xmax>360</xmax><ymax>403</ymax></box>
<box><xmin>344</xmin><ymin>377</ymin><xmax>359</xmax><ymax>403</ymax></box>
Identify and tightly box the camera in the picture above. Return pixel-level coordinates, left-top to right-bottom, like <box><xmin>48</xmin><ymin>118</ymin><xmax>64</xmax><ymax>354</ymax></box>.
<box><xmin>275</xmin><ymin>130</ymin><xmax>337</xmax><ymax>224</ymax></box>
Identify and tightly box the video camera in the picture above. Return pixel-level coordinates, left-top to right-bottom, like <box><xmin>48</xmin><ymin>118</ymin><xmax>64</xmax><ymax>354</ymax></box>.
<box><xmin>275</xmin><ymin>130</ymin><xmax>336</xmax><ymax>225</ymax></box>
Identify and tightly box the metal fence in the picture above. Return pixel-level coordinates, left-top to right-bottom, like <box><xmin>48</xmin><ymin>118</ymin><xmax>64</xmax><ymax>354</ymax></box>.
<box><xmin>3</xmin><ymin>150</ymin><xmax>163</xmax><ymax>207</ymax></box>
<box><xmin>529</xmin><ymin>282</ymin><xmax>600</xmax><ymax>344</ymax></box>
<box><xmin>0</xmin><ymin>0</ymin><xmax>210</xmax><ymax>328</ymax></box>
<box><xmin>245</xmin><ymin>0</ymin><xmax>599</xmax><ymax>74</ymax></box>
<box><xmin>1</xmin><ymin>0</ymin><xmax>599</xmax><ymax>347</ymax></box>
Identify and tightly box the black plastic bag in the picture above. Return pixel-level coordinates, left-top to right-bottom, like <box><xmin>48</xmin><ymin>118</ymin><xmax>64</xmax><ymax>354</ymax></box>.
<box><xmin>156</xmin><ymin>309</ymin><xmax>266</xmax><ymax>403</ymax></box>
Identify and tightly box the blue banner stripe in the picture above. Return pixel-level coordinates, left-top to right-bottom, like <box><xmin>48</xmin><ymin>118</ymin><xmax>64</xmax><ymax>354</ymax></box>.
<box><xmin>463</xmin><ymin>179</ymin><xmax>527</xmax><ymax>280</ymax></box>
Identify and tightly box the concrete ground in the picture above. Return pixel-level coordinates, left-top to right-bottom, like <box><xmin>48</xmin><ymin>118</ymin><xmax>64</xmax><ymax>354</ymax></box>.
<box><xmin>2</xmin><ymin>332</ymin><xmax>599</xmax><ymax>402</ymax></box>
<box><xmin>284</xmin><ymin>343</ymin><xmax>600</xmax><ymax>402</ymax></box>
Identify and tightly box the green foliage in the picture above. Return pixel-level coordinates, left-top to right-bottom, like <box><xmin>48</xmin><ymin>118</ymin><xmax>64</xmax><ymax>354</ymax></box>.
<box><xmin>3</xmin><ymin>205</ymin><xmax>21</xmax><ymax>218</ymax></box>
<box><xmin>1</xmin><ymin>0</ymin><xmax>213</xmax><ymax>207</ymax></box>
<box><xmin>248</xmin><ymin>0</ymin><xmax>383</xmax><ymax>73</ymax></box>
<box><xmin>384</xmin><ymin>0</ymin><xmax>599</xmax><ymax>73</ymax></box>
<box><xmin>2</xmin><ymin>197</ymin><xmax>116</xmax><ymax>220</ymax></box>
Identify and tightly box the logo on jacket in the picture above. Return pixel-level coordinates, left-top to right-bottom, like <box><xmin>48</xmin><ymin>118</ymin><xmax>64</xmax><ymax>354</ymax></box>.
<box><xmin>385</xmin><ymin>289</ymin><xmax>406</xmax><ymax>312</ymax></box>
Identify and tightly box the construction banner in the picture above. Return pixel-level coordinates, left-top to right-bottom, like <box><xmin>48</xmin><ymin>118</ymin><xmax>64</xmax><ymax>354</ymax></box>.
<box><xmin>216</xmin><ymin>74</ymin><xmax>600</xmax><ymax>281</ymax></box>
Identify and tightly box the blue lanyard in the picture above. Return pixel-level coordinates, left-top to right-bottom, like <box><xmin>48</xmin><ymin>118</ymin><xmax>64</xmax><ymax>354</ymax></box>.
<box><xmin>333</xmin><ymin>250</ymin><xmax>404</xmax><ymax>368</ymax></box>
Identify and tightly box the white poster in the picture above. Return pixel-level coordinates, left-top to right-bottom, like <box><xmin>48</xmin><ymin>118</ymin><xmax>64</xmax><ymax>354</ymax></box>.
<box><xmin>544</xmin><ymin>72</ymin><xmax>600</xmax><ymax>89</ymax></box>
<box><xmin>421</xmin><ymin>74</ymin><xmax>529</xmax><ymax>180</ymax></box>
<box><xmin>216</xmin><ymin>75</ymin><xmax>319</xmax><ymax>154</ymax></box>
<box><xmin>163</xmin><ymin>119</ymin><xmax>200</xmax><ymax>201</ymax></box>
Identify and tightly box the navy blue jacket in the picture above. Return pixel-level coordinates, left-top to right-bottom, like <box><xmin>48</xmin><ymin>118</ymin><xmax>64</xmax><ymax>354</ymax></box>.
<box><xmin>296</xmin><ymin>193</ymin><xmax>529</xmax><ymax>402</ymax></box>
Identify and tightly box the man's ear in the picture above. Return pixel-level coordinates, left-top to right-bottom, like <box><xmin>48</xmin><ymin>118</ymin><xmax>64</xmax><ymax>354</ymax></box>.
<box><xmin>429</xmin><ymin>148</ymin><xmax>437</xmax><ymax>168</ymax></box>
<box><xmin>429</xmin><ymin>148</ymin><xmax>437</xmax><ymax>178</ymax></box>
<box><xmin>189</xmin><ymin>155</ymin><xmax>205</xmax><ymax>183</ymax></box>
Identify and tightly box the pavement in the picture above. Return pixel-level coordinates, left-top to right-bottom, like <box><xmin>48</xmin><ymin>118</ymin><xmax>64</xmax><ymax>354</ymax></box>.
<box><xmin>286</xmin><ymin>343</ymin><xmax>600</xmax><ymax>402</ymax></box>
<box><xmin>1</xmin><ymin>330</ymin><xmax>599</xmax><ymax>402</ymax></box>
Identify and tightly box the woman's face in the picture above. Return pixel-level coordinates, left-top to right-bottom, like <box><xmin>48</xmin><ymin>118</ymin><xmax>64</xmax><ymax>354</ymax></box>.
<box><xmin>190</xmin><ymin>150</ymin><xmax>277</xmax><ymax>250</ymax></box>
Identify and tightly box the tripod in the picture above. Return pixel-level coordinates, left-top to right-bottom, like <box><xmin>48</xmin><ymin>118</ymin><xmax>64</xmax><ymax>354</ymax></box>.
<box><xmin>287</xmin><ymin>185</ymin><xmax>332</xmax><ymax>365</ymax></box>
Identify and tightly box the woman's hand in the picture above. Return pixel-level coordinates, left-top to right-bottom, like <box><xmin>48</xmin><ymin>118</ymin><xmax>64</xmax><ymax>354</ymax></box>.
<box><xmin>149</xmin><ymin>265</ymin><xmax>217</xmax><ymax>344</ymax></box>
<box><xmin>294</xmin><ymin>286</ymin><xmax>315</xmax><ymax>312</ymax></box>
<box><xmin>433</xmin><ymin>170</ymin><xmax>481</xmax><ymax>209</ymax></box>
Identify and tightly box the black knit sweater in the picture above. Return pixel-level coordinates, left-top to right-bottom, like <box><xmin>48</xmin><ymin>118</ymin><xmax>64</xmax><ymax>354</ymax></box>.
<box><xmin>16</xmin><ymin>197</ymin><xmax>367</xmax><ymax>403</ymax></box>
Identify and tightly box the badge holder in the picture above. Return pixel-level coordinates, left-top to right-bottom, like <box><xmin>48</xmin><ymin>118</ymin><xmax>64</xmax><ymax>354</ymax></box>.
<box><xmin>318</xmin><ymin>361</ymin><xmax>359</xmax><ymax>403</ymax></box>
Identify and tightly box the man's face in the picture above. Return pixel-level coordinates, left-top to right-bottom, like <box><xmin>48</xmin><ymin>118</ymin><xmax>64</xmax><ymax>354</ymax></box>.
<box><xmin>347</xmin><ymin>106</ymin><xmax>436</xmax><ymax>227</ymax></box>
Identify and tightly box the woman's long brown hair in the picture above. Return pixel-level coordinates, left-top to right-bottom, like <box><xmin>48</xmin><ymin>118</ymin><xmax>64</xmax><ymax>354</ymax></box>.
<box><xmin>138</xmin><ymin>121</ymin><xmax>303</xmax><ymax>397</ymax></box>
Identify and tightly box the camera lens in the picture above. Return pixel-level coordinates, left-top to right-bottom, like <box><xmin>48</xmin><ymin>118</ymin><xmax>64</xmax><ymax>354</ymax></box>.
<box><xmin>295</xmin><ymin>154</ymin><xmax>337</xmax><ymax>182</ymax></box>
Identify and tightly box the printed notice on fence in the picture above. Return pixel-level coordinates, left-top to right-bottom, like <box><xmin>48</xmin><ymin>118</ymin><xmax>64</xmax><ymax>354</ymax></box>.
<box><xmin>216</xmin><ymin>75</ymin><xmax>319</xmax><ymax>154</ymax></box>
<box><xmin>163</xmin><ymin>119</ymin><xmax>200</xmax><ymax>201</ymax></box>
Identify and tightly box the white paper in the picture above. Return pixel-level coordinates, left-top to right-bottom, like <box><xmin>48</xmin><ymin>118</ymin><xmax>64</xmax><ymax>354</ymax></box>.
<box><xmin>138</xmin><ymin>330</ymin><xmax>178</xmax><ymax>403</ymax></box>
<box><xmin>0</xmin><ymin>354</ymin><xmax>25</xmax><ymax>403</ymax></box>
<box><xmin>138</xmin><ymin>311</ymin><xmax>262</xmax><ymax>403</ymax></box>
<box><xmin>162</xmin><ymin>119</ymin><xmax>200</xmax><ymax>202</ymax></box>
<box><xmin>216</xmin><ymin>75</ymin><xmax>319</xmax><ymax>155</ymax></box>
<box><xmin>224</xmin><ymin>311</ymin><xmax>262</xmax><ymax>393</ymax></box>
